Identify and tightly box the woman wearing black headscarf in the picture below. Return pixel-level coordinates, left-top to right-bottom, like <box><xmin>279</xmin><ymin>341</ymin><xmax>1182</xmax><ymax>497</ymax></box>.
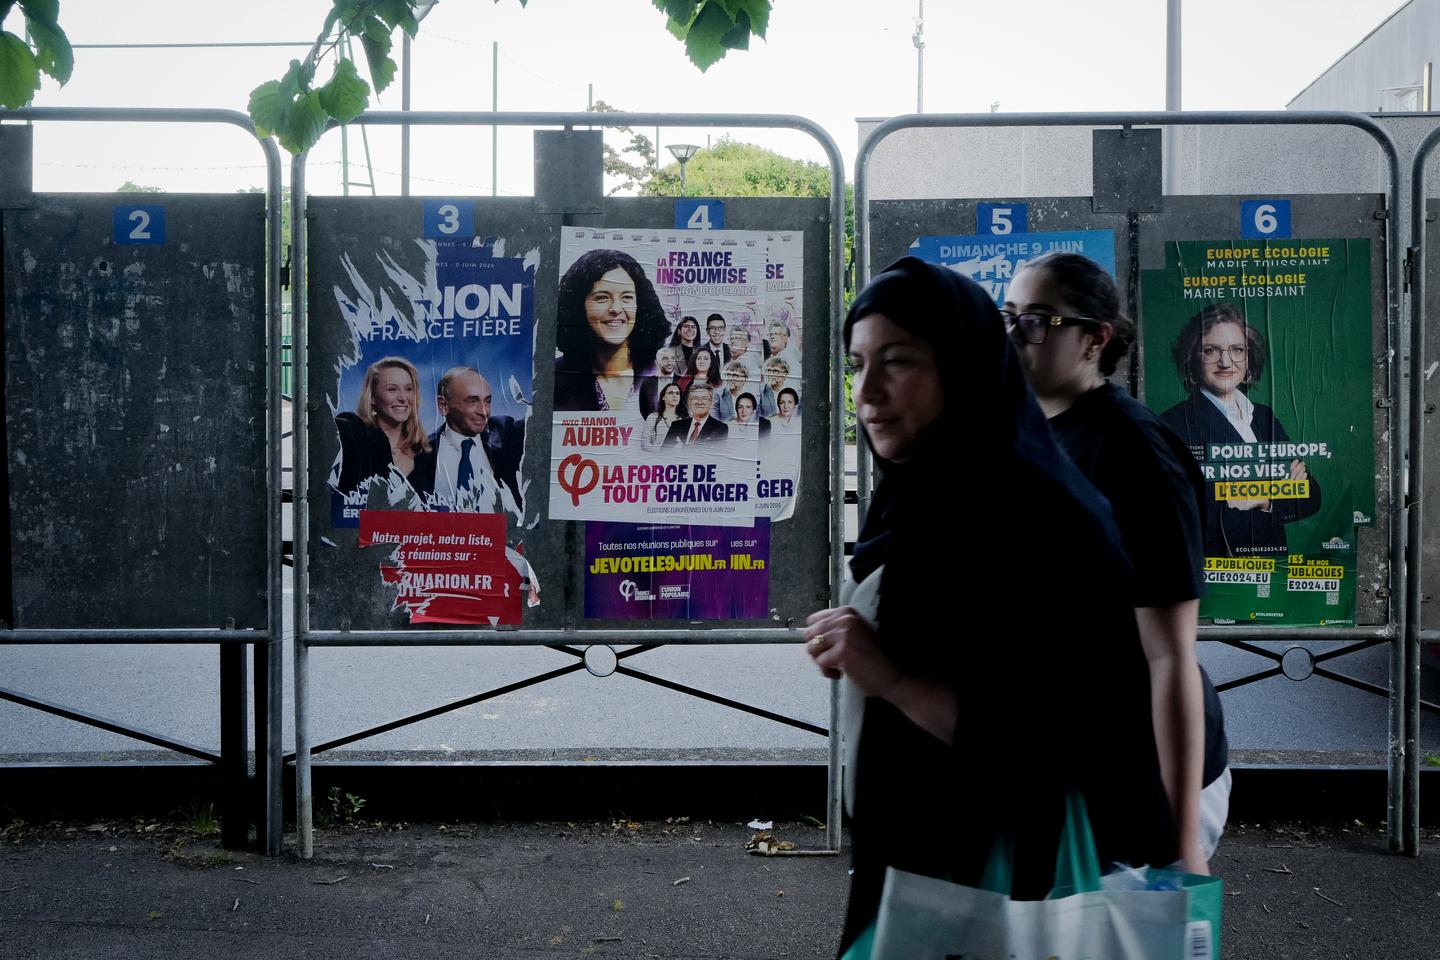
<box><xmin>805</xmin><ymin>258</ymin><xmax>1175</xmax><ymax>954</ymax></box>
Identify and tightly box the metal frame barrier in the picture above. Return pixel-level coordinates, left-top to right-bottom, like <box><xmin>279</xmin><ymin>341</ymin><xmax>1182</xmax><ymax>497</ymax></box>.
<box><xmin>0</xmin><ymin>107</ymin><xmax>287</xmax><ymax>854</ymax></box>
<box><xmin>854</xmin><ymin>110</ymin><xmax>1420</xmax><ymax>854</ymax></box>
<box><xmin>291</xmin><ymin>110</ymin><xmax>847</xmax><ymax>858</ymax></box>
<box><xmin>1407</xmin><ymin>127</ymin><xmax>1440</xmax><ymax>850</ymax></box>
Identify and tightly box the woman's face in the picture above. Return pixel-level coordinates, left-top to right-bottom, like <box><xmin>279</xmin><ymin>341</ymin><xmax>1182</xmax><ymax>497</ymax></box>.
<box><xmin>661</xmin><ymin>384</ymin><xmax>682</xmax><ymax>412</ymax></box>
<box><xmin>778</xmin><ymin>393</ymin><xmax>797</xmax><ymax>417</ymax></box>
<box><xmin>736</xmin><ymin>397</ymin><xmax>755</xmax><ymax>422</ymax></box>
<box><xmin>584</xmin><ymin>267</ymin><xmax>637</xmax><ymax>348</ymax></box>
<box><xmin>1199</xmin><ymin>321</ymin><xmax>1249</xmax><ymax>397</ymax></box>
<box><xmin>849</xmin><ymin>312</ymin><xmax>942</xmax><ymax>464</ymax></box>
<box><xmin>371</xmin><ymin>366</ymin><xmax>416</xmax><ymax>427</ymax></box>
<box><xmin>1005</xmin><ymin>266</ymin><xmax>1100</xmax><ymax>400</ymax></box>
<box><xmin>695</xmin><ymin>349</ymin><xmax>712</xmax><ymax>373</ymax></box>
<box><xmin>678</xmin><ymin>318</ymin><xmax>698</xmax><ymax>344</ymax></box>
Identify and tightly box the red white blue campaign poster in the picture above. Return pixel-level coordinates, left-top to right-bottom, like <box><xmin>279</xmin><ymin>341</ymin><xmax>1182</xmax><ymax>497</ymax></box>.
<box><xmin>326</xmin><ymin>236</ymin><xmax>540</xmax><ymax>624</ymax></box>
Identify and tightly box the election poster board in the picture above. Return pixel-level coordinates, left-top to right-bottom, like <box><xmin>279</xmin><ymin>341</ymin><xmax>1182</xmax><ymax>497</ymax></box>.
<box><xmin>547</xmin><ymin>227</ymin><xmax>803</xmax><ymax>620</ymax></box>
<box><xmin>910</xmin><ymin>229</ymin><xmax>1116</xmax><ymax>306</ymax></box>
<box><xmin>325</xmin><ymin>237</ymin><xmax>541</xmax><ymax>625</ymax></box>
<box><xmin>1140</xmin><ymin>239</ymin><xmax>1375</xmax><ymax>626</ymax></box>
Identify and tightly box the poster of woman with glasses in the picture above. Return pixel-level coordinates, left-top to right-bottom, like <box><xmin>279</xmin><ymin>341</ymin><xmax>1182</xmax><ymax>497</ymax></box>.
<box><xmin>1141</xmin><ymin>238</ymin><xmax>1375</xmax><ymax>626</ymax></box>
<box><xmin>1157</xmin><ymin>302</ymin><xmax>1321</xmax><ymax>560</ymax></box>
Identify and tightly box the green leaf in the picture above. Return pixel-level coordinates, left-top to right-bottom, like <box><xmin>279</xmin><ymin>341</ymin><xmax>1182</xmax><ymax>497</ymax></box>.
<box><xmin>360</xmin><ymin>33</ymin><xmax>396</xmax><ymax>93</ymax></box>
<box><xmin>0</xmin><ymin>31</ymin><xmax>40</xmax><ymax>109</ymax></box>
<box><xmin>247</xmin><ymin>80</ymin><xmax>291</xmax><ymax>139</ymax></box>
<box><xmin>317</xmin><ymin>57</ymin><xmax>370</xmax><ymax>125</ymax></box>
<box><xmin>720</xmin><ymin>10</ymin><xmax>750</xmax><ymax>51</ymax></box>
<box><xmin>682</xmin><ymin>2</ymin><xmax>737</xmax><ymax>71</ymax></box>
<box><xmin>23</xmin><ymin>14</ymin><xmax>70</xmax><ymax>84</ymax></box>
<box><xmin>16</xmin><ymin>0</ymin><xmax>59</xmax><ymax>26</ymax></box>
<box><xmin>659</xmin><ymin>0</ymin><xmax>697</xmax><ymax>21</ymax></box>
<box><xmin>726</xmin><ymin>0</ymin><xmax>769</xmax><ymax>38</ymax></box>
<box><xmin>278</xmin><ymin>59</ymin><xmax>306</xmax><ymax>101</ymax></box>
<box><xmin>280</xmin><ymin>90</ymin><xmax>330</xmax><ymax>154</ymax></box>
<box><xmin>362</xmin><ymin>14</ymin><xmax>393</xmax><ymax>47</ymax></box>
<box><xmin>375</xmin><ymin>0</ymin><xmax>420</xmax><ymax>37</ymax></box>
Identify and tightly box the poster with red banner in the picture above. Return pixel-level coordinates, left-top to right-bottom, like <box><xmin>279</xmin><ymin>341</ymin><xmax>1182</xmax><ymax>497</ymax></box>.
<box><xmin>358</xmin><ymin>511</ymin><xmax>529</xmax><ymax>625</ymax></box>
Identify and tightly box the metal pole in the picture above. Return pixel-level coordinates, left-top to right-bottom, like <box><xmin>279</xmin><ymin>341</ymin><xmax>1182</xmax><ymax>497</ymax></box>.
<box><xmin>491</xmin><ymin>42</ymin><xmax>498</xmax><ymax>198</ymax></box>
<box><xmin>291</xmin><ymin>150</ymin><xmax>313</xmax><ymax>859</ymax></box>
<box><xmin>913</xmin><ymin>0</ymin><xmax>924</xmax><ymax>114</ymax></box>
<box><xmin>1164</xmin><ymin>0</ymin><xmax>1181</xmax><ymax>194</ymax></box>
<box><xmin>401</xmin><ymin>31</ymin><xmax>412</xmax><ymax>197</ymax></box>
<box><xmin>219</xmin><ymin>644</ymin><xmax>249</xmax><ymax>849</ymax></box>
<box><xmin>1403</xmin><ymin>125</ymin><xmax>1440</xmax><ymax>855</ymax></box>
<box><xmin>262</xmin><ymin>129</ymin><xmax>286</xmax><ymax>856</ymax></box>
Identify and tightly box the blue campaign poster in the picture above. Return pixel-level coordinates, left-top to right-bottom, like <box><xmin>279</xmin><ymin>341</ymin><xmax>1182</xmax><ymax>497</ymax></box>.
<box><xmin>910</xmin><ymin>229</ymin><xmax>1117</xmax><ymax>306</ymax></box>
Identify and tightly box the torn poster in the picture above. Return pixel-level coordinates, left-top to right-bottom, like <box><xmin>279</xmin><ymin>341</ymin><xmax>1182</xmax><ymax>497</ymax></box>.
<box><xmin>911</xmin><ymin>229</ymin><xmax>1116</xmax><ymax>307</ymax></box>
<box><xmin>327</xmin><ymin>236</ymin><xmax>541</xmax><ymax>624</ymax></box>
<box><xmin>360</xmin><ymin>510</ymin><xmax>530</xmax><ymax>625</ymax></box>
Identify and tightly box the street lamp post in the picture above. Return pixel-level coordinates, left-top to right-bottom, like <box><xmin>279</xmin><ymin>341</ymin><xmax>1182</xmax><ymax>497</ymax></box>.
<box><xmin>667</xmin><ymin>143</ymin><xmax>699</xmax><ymax>195</ymax></box>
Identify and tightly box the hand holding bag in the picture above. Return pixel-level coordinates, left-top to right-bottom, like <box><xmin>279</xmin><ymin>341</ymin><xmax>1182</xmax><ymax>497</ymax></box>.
<box><xmin>852</xmin><ymin>792</ymin><xmax>1222</xmax><ymax>960</ymax></box>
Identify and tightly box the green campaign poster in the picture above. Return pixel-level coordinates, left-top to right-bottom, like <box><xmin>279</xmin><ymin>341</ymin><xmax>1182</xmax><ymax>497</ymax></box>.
<box><xmin>1140</xmin><ymin>239</ymin><xmax>1375</xmax><ymax>626</ymax></box>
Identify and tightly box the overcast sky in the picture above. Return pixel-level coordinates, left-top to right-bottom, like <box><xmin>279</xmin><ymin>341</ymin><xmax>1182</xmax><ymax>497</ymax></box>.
<box><xmin>3</xmin><ymin>0</ymin><xmax>1413</xmax><ymax>194</ymax></box>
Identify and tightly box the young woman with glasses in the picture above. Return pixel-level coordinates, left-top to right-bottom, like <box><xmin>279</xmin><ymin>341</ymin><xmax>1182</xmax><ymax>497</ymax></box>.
<box><xmin>1159</xmin><ymin>302</ymin><xmax>1321</xmax><ymax>559</ymax></box>
<box><xmin>1006</xmin><ymin>252</ymin><xmax>1231</xmax><ymax>877</ymax></box>
<box><xmin>807</xmin><ymin>257</ymin><xmax>1177</xmax><ymax>955</ymax></box>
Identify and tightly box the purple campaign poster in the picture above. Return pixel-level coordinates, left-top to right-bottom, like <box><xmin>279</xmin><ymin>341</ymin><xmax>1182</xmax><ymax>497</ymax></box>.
<box><xmin>584</xmin><ymin>520</ymin><xmax>770</xmax><ymax>620</ymax></box>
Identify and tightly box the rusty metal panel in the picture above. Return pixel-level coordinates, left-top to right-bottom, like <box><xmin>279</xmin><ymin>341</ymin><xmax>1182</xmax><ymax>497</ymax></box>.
<box><xmin>3</xmin><ymin>193</ymin><xmax>268</xmax><ymax>628</ymax></box>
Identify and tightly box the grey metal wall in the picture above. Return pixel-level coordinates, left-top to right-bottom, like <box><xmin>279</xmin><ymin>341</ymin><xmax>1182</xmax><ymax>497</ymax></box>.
<box><xmin>1289</xmin><ymin>0</ymin><xmax>1433</xmax><ymax>111</ymax></box>
<box><xmin>868</xmin><ymin>192</ymin><xmax>1390</xmax><ymax>625</ymax></box>
<box><xmin>2</xmin><ymin>194</ymin><xmax>269</xmax><ymax>629</ymax></box>
<box><xmin>305</xmin><ymin>196</ymin><xmax>831</xmax><ymax>633</ymax></box>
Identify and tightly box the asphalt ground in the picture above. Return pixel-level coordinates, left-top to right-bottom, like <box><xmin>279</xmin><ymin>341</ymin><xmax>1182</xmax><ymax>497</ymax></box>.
<box><xmin>2</xmin><ymin>815</ymin><xmax>1438</xmax><ymax>959</ymax></box>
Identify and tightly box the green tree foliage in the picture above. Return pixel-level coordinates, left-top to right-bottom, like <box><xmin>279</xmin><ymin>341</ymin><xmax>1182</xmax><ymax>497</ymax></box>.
<box><xmin>641</xmin><ymin>135</ymin><xmax>829</xmax><ymax>198</ymax></box>
<box><xmin>0</xmin><ymin>0</ymin><xmax>72</xmax><ymax>109</ymax></box>
<box><xmin>639</xmin><ymin>136</ymin><xmax>855</xmax><ymax>269</ymax></box>
<box><xmin>588</xmin><ymin>99</ymin><xmax>659</xmax><ymax>195</ymax></box>
<box><xmin>1</xmin><ymin>1</ymin><xmax>771</xmax><ymax>153</ymax></box>
<box><xmin>116</xmin><ymin>180</ymin><xmax>163</xmax><ymax>193</ymax></box>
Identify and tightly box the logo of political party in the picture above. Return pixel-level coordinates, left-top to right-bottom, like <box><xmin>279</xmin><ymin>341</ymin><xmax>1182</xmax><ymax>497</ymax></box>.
<box><xmin>557</xmin><ymin>454</ymin><xmax>600</xmax><ymax>506</ymax></box>
<box><xmin>1322</xmin><ymin>537</ymin><xmax>1352</xmax><ymax>551</ymax></box>
<box><xmin>619</xmin><ymin>579</ymin><xmax>653</xmax><ymax>602</ymax></box>
<box><xmin>658</xmin><ymin>585</ymin><xmax>690</xmax><ymax>599</ymax></box>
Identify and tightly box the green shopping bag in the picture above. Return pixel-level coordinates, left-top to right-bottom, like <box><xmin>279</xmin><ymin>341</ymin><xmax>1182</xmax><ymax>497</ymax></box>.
<box><xmin>841</xmin><ymin>792</ymin><xmax>1223</xmax><ymax>960</ymax></box>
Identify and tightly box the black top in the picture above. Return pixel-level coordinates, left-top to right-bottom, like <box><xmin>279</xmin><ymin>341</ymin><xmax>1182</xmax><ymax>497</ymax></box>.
<box><xmin>838</xmin><ymin>259</ymin><xmax>1176</xmax><ymax>954</ymax></box>
<box><xmin>1159</xmin><ymin>391</ymin><xmax>1322</xmax><ymax>558</ymax></box>
<box><xmin>333</xmin><ymin>412</ymin><xmax>392</xmax><ymax>494</ymax></box>
<box><xmin>1051</xmin><ymin>384</ymin><xmax>1206</xmax><ymax>608</ymax></box>
<box><xmin>1051</xmin><ymin>383</ymin><xmax>1229</xmax><ymax>785</ymax></box>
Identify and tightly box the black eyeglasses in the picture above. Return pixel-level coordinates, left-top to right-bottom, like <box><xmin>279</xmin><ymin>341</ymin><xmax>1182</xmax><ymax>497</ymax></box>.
<box><xmin>1001</xmin><ymin>310</ymin><xmax>1101</xmax><ymax>345</ymax></box>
